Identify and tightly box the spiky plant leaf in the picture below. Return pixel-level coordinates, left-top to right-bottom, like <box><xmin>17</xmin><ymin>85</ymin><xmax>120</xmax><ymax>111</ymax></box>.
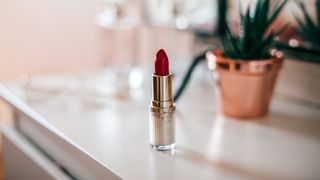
<box><xmin>224</xmin><ymin>24</ymin><xmax>242</xmax><ymax>57</ymax></box>
<box><xmin>317</xmin><ymin>0</ymin><xmax>320</xmax><ymax>25</ymax></box>
<box><xmin>221</xmin><ymin>0</ymin><xmax>288</xmax><ymax>60</ymax></box>
<box><xmin>268</xmin><ymin>0</ymin><xmax>287</xmax><ymax>26</ymax></box>
<box><xmin>300</xmin><ymin>3</ymin><xmax>318</xmax><ymax>35</ymax></box>
<box><xmin>295</xmin><ymin>0</ymin><xmax>320</xmax><ymax>47</ymax></box>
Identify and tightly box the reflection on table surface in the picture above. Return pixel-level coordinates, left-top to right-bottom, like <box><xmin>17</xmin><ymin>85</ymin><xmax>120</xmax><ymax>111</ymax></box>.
<box><xmin>1</xmin><ymin>71</ymin><xmax>320</xmax><ymax>179</ymax></box>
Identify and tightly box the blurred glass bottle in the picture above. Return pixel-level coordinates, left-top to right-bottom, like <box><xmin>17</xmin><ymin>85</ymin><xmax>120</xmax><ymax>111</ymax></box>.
<box><xmin>85</xmin><ymin>0</ymin><xmax>144</xmax><ymax>104</ymax></box>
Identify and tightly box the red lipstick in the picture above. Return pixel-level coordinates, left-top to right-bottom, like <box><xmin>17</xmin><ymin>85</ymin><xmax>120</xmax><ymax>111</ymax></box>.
<box><xmin>154</xmin><ymin>49</ymin><xmax>169</xmax><ymax>76</ymax></box>
<box><xmin>150</xmin><ymin>49</ymin><xmax>176</xmax><ymax>151</ymax></box>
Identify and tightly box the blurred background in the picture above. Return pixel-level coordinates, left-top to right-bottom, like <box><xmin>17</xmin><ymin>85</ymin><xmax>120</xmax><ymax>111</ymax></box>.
<box><xmin>0</xmin><ymin>0</ymin><xmax>317</xmax><ymax>81</ymax></box>
<box><xmin>0</xmin><ymin>1</ymin><xmax>320</xmax><ymax>179</ymax></box>
<box><xmin>0</xmin><ymin>0</ymin><xmax>319</xmax><ymax>109</ymax></box>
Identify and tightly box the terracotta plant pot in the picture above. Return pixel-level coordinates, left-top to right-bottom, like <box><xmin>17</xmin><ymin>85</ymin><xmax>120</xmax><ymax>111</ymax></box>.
<box><xmin>206</xmin><ymin>49</ymin><xmax>284</xmax><ymax>119</ymax></box>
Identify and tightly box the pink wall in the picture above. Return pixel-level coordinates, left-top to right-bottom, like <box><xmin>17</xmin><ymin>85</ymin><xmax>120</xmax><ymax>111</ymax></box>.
<box><xmin>0</xmin><ymin>0</ymin><xmax>103</xmax><ymax>81</ymax></box>
<box><xmin>0</xmin><ymin>0</ymin><xmax>195</xmax><ymax>82</ymax></box>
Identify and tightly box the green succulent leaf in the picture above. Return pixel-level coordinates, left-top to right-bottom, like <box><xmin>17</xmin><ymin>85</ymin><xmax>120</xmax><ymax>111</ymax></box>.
<box><xmin>222</xmin><ymin>0</ymin><xmax>288</xmax><ymax>60</ymax></box>
<box><xmin>268</xmin><ymin>0</ymin><xmax>287</xmax><ymax>24</ymax></box>
<box><xmin>300</xmin><ymin>3</ymin><xmax>318</xmax><ymax>35</ymax></box>
<box><xmin>317</xmin><ymin>0</ymin><xmax>320</xmax><ymax>26</ymax></box>
<box><xmin>294</xmin><ymin>0</ymin><xmax>320</xmax><ymax>47</ymax></box>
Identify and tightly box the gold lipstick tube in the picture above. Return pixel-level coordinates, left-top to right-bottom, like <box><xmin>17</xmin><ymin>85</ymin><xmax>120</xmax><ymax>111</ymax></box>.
<box><xmin>149</xmin><ymin>73</ymin><xmax>176</xmax><ymax>151</ymax></box>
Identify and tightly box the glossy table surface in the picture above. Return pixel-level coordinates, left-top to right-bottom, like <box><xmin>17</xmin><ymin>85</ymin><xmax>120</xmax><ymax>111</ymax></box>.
<box><xmin>1</xmin><ymin>71</ymin><xmax>320</xmax><ymax>180</ymax></box>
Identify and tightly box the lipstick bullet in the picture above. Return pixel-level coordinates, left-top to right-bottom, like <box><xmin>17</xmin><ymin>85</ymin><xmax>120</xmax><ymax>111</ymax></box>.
<box><xmin>149</xmin><ymin>49</ymin><xmax>176</xmax><ymax>151</ymax></box>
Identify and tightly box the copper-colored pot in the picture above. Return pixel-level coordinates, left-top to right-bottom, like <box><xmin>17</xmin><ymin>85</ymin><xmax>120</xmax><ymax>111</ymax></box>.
<box><xmin>206</xmin><ymin>49</ymin><xmax>284</xmax><ymax>119</ymax></box>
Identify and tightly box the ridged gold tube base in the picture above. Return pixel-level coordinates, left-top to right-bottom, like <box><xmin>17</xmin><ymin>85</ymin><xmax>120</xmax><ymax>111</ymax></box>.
<box><xmin>149</xmin><ymin>111</ymin><xmax>175</xmax><ymax>151</ymax></box>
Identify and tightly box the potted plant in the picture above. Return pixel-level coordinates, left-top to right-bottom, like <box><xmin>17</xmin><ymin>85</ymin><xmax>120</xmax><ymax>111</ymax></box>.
<box><xmin>206</xmin><ymin>0</ymin><xmax>288</xmax><ymax>118</ymax></box>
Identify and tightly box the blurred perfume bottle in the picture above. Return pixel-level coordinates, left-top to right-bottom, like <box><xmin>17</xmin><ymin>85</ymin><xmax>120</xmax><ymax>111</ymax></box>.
<box><xmin>143</xmin><ymin>0</ymin><xmax>216</xmax><ymax>30</ymax></box>
<box><xmin>88</xmin><ymin>0</ymin><xmax>144</xmax><ymax>104</ymax></box>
